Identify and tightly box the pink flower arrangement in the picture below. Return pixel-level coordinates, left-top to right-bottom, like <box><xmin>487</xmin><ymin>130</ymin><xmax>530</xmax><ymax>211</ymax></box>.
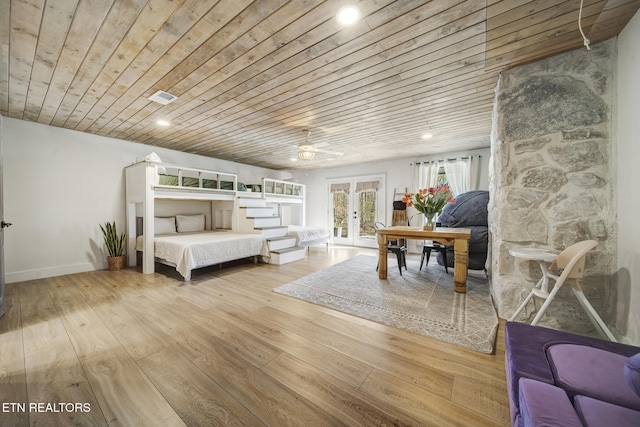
<box><xmin>402</xmin><ymin>185</ymin><xmax>456</xmax><ymax>216</ymax></box>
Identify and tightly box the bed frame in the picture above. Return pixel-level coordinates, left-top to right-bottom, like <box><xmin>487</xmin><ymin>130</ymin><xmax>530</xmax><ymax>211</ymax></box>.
<box><xmin>261</xmin><ymin>178</ymin><xmax>304</xmax><ymax>201</ymax></box>
<box><xmin>242</xmin><ymin>177</ymin><xmax>307</xmax><ymax>224</ymax></box>
<box><xmin>259</xmin><ymin>178</ymin><xmax>332</xmax><ymax>248</ymax></box>
<box><xmin>125</xmin><ymin>161</ymin><xmax>240</xmax><ymax>275</ymax></box>
<box><xmin>134</xmin><ymin>218</ymin><xmax>263</xmax><ymax>280</ymax></box>
<box><xmin>256</xmin><ymin>179</ymin><xmax>329</xmax><ymax>249</ymax></box>
<box><xmin>126</xmin><ymin>162</ymin><xmax>326</xmax><ymax>274</ymax></box>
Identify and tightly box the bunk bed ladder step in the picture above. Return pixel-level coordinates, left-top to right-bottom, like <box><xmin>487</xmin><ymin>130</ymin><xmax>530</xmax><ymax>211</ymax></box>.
<box><xmin>249</xmin><ymin>216</ymin><xmax>281</xmax><ymax>228</ymax></box>
<box><xmin>235</xmin><ymin>189</ymin><xmax>307</xmax><ymax>265</ymax></box>
<box><xmin>267</xmin><ymin>236</ymin><xmax>297</xmax><ymax>251</ymax></box>
<box><xmin>269</xmin><ymin>246</ymin><xmax>306</xmax><ymax>265</ymax></box>
<box><xmin>241</xmin><ymin>206</ymin><xmax>277</xmax><ymax>217</ymax></box>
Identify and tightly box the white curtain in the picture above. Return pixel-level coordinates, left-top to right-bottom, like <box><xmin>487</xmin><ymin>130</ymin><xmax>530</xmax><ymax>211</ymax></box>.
<box><xmin>415</xmin><ymin>155</ymin><xmax>480</xmax><ymax>195</ymax></box>
<box><xmin>469</xmin><ymin>155</ymin><xmax>479</xmax><ymax>191</ymax></box>
<box><xmin>443</xmin><ymin>155</ymin><xmax>481</xmax><ymax>195</ymax></box>
<box><xmin>414</xmin><ymin>160</ymin><xmax>441</xmax><ymax>189</ymax></box>
<box><xmin>443</xmin><ymin>157</ymin><xmax>469</xmax><ymax>195</ymax></box>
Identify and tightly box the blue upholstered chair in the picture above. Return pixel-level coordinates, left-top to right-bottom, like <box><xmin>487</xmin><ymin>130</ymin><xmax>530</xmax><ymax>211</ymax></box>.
<box><xmin>436</xmin><ymin>190</ymin><xmax>489</xmax><ymax>271</ymax></box>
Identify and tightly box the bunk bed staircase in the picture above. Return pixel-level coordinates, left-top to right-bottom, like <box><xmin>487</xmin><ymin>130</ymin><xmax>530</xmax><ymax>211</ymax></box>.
<box><xmin>237</xmin><ymin>196</ymin><xmax>305</xmax><ymax>265</ymax></box>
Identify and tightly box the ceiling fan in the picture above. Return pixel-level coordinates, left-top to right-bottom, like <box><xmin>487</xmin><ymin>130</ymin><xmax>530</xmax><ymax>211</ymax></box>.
<box><xmin>296</xmin><ymin>130</ymin><xmax>344</xmax><ymax>161</ymax></box>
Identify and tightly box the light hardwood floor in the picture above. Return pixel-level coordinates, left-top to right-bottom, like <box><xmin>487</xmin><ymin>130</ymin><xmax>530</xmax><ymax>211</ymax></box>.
<box><xmin>0</xmin><ymin>247</ymin><xmax>510</xmax><ymax>426</ymax></box>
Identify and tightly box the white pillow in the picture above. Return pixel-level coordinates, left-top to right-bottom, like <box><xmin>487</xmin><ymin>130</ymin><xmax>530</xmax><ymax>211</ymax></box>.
<box><xmin>176</xmin><ymin>214</ymin><xmax>205</xmax><ymax>232</ymax></box>
<box><xmin>154</xmin><ymin>216</ymin><xmax>176</xmax><ymax>235</ymax></box>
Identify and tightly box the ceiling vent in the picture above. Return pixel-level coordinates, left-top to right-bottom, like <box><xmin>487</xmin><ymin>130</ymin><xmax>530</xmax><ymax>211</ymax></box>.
<box><xmin>148</xmin><ymin>90</ymin><xmax>178</xmax><ymax>105</ymax></box>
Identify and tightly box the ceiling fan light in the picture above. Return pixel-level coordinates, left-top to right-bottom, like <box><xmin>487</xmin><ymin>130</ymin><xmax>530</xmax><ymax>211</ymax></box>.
<box><xmin>298</xmin><ymin>150</ymin><xmax>315</xmax><ymax>161</ymax></box>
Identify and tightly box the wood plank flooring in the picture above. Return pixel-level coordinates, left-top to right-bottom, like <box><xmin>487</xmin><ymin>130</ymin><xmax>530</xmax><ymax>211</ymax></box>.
<box><xmin>0</xmin><ymin>247</ymin><xmax>510</xmax><ymax>426</ymax></box>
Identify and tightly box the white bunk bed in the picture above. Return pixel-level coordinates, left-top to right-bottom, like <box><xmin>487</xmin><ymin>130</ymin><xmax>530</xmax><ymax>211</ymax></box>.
<box><xmin>242</xmin><ymin>177</ymin><xmax>307</xmax><ymax>221</ymax></box>
<box><xmin>260</xmin><ymin>178</ymin><xmax>305</xmax><ymax>201</ymax></box>
<box><xmin>257</xmin><ymin>178</ymin><xmax>330</xmax><ymax>248</ymax></box>
<box><xmin>125</xmin><ymin>161</ymin><xmax>266</xmax><ymax>280</ymax></box>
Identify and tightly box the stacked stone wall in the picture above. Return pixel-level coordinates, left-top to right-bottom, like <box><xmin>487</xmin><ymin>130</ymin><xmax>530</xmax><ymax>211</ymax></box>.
<box><xmin>489</xmin><ymin>39</ymin><xmax>617</xmax><ymax>334</ymax></box>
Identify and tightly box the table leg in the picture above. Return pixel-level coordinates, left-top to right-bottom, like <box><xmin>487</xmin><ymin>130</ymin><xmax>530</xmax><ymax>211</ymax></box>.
<box><xmin>377</xmin><ymin>235</ymin><xmax>388</xmax><ymax>279</ymax></box>
<box><xmin>453</xmin><ymin>238</ymin><xmax>469</xmax><ymax>293</ymax></box>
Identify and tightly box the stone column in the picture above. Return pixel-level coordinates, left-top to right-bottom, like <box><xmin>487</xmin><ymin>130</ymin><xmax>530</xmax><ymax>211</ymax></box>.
<box><xmin>489</xmin><ymin>40</ymin><xmax>617</xmax><ymax>335</ymax></box>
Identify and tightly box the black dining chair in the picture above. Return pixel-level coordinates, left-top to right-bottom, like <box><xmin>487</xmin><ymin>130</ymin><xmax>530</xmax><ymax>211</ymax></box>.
<box><xmin>374</xmin><ymin>222</ymin><xmax>407</xmax><ymax>275</ymax></box>
<box><xmin>420</xmin><ymin>240</ymin><xmax>448</xmax><ymax>273</ymax></box>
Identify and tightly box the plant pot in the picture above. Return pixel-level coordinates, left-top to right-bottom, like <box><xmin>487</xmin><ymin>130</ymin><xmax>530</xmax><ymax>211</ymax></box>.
<box><xmin>107</xmin><ymin>255</ymin><xmax>126</xmax><ymax>271</ymax></box>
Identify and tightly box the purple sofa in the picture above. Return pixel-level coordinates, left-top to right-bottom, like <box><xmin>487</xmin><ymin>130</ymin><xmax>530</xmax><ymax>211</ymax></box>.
<box><xmin>505</xmin><ymin>321</ymin><xmax>640</xmax><ymax>426</ymax></box>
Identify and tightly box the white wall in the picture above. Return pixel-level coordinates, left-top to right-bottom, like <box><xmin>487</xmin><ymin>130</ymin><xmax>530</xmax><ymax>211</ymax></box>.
<box><xmin>616</xmin><ymin>10</ymin><xmax>640</xmax><ymax>345</ymax></box>
<box><xmin>290</xmin><ymin>148</ymin><xmax>490</xmax><ymax>230</ymax></box>
<box><xmin>2</xmin><ymin>118</ymin><xmax>287</xmax><ymax>283</ymax></box>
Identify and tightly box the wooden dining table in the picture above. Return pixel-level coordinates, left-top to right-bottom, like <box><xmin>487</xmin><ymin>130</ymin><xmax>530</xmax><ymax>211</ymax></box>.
<box><xmin>376</xmin><ymin>225</ymin><xmax>472</xmax><ymax>293</ymax></box>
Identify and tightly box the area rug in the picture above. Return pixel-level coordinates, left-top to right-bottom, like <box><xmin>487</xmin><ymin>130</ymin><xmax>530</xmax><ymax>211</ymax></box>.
<box><xmin>273</xmin><ymin>255</ymin><xmax>498</xmax><ymax>353</ymax></box>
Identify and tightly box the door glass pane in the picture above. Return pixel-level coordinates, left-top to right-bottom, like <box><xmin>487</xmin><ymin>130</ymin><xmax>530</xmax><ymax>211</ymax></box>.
<box><xmin>358</xmin><ymin>189</ymin><xmax>377</xmax><ymax>239</ymax></box>
<box><xmin>332</xmin><ymin>191</ymin><xmax>348</xmax><ymax>238</ymax></box>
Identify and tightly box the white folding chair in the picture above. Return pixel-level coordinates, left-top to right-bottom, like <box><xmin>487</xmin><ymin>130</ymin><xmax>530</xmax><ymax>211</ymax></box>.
<box><xmin>511</xmin><ymin>240</ymin><xmax>616</xmax><ymax>342</ymax></box>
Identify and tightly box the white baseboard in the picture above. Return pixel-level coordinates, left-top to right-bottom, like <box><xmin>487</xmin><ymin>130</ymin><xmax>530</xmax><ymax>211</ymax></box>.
<box><xmin>5</xmin><ymin>261</ymin><xmax>105</xmax><ymax>284</ymax></box>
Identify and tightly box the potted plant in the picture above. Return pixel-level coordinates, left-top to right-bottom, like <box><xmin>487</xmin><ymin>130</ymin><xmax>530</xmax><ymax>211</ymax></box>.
<box><xmin>99</xmin><ymin>221</ymin><xmax>126</xmax><ymax>271</ymax></box>
<box><xmin>334</xmin><ymin>220</ymin><xmax>344</xmax><ymax>238</ymax></box>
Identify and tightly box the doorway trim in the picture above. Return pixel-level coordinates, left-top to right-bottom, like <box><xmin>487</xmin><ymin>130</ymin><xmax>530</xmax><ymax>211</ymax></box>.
<box><xmin>327</xmin><ymin>174</ymin><xmax>386</xmax><ymax>248</ymax></box>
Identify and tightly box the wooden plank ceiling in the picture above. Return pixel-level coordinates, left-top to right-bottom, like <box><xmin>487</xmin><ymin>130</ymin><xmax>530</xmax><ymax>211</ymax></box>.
<box><xmin>1</xmin><ymin>0</ymin><xmax>638</xmax><ymax>170</ymax></box>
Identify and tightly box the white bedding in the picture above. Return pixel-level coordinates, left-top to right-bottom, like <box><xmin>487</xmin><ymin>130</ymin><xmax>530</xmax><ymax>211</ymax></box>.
<box><xmin>287</xmin><ymin>225</ymin><xmax>331</xmax><ymax>246</ymax></box>
<box><xmin>136</xmin><ymin>231</ymin><xmax>266</xmax><ymax>280</ymax></box>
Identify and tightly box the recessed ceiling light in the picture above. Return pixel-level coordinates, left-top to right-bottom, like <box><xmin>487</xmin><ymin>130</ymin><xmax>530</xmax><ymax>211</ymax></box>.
<box><xmin>290</xmin><ymin>158</ymin><xmax>298</xmax><ymax>162</ymax></box>
<box><xmin>422</xmin><ymin>133</ymin><xmax>433</xmax><ymax>140</ymax></box>
<box><xmin>157</xmin><ymin>120</ymin><xmax>170</xmax><ymax>126</ymax></box>
<box><xmin>337</xmin><ymin>5</ymin><xmax>360</xmax><ymax>26</ymax></box>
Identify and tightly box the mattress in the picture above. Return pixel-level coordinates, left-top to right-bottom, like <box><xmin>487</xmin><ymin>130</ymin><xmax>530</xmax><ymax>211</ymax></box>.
<box><xmin>287</xmin><ymin>225</ymin><xmax>331</xmax><ymax>246</ymax></box>
<box><xmin>137</xmin><ymin>231</ymin><xmax>266</xmax><ymax>280</ymax></box>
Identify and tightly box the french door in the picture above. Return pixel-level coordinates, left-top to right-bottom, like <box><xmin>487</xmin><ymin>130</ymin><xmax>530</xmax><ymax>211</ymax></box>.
<box><xmin>0</xmin><ymin>117</ymin><xmax>5</xmax><ymax>318</ymax></box>
<box><xmin>328</xmin><ymin>175</ymin><xmax>385</xmax><ymax>248</ymax></box>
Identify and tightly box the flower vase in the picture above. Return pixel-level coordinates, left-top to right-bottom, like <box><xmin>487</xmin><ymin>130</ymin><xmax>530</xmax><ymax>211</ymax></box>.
<box><xmin>423</xmin><ymin>213</ymin><xmax>437</xmax><ymax>230</ymax></box>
